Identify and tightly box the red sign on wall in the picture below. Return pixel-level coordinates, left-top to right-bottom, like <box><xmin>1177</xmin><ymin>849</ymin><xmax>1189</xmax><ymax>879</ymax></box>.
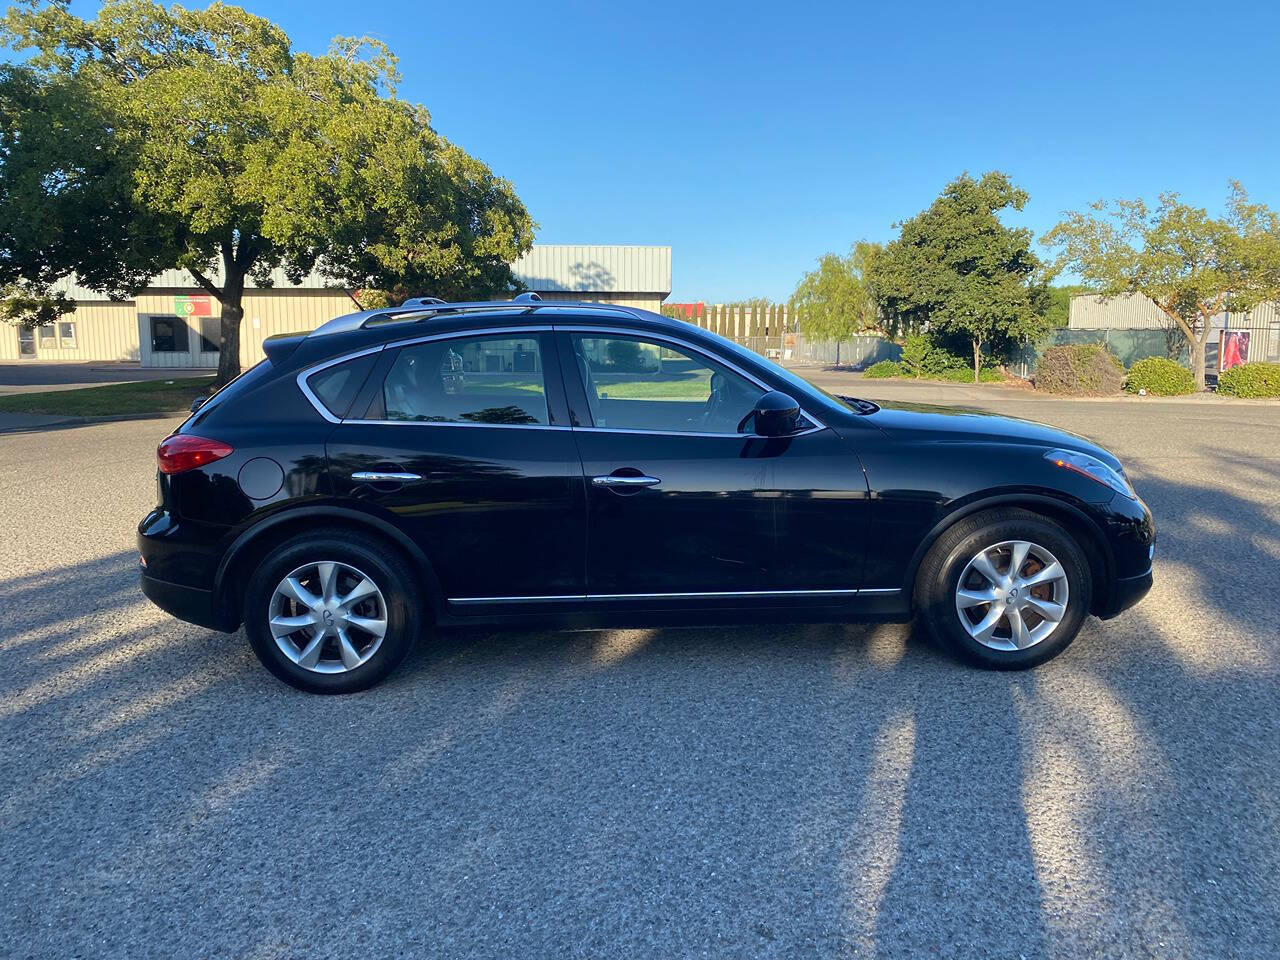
<box><xmin>174</xmin><ymin>294</ymin><xmax>212</xmax><ymax>317</ymax></box>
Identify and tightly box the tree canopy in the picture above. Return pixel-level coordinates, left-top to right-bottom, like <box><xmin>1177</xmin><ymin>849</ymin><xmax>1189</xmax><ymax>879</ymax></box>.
<box><xmin>1</xmin><ymin>0</ymin><xmax>534</xmax><ymax>382</ymax></box>
<box><xmin>789</xmin><ymin>241</ymin><xmax>879</xmax><ymax>363</ymax></box>
<box><xmin>1042</xmin><ymin>183</ymin><xmax>1280</xmax><ymax>389</ymax></box>
<box><xmin>867</xmin><ymin>171</ymin><xmax>1048</xmax><ymax>381</ymax></box>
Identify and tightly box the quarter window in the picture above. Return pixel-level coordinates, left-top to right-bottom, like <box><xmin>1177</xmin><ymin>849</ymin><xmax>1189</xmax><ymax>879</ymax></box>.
<box><xmin>150</xmin><ymin>316</ymin><xmax>189</xmax><ymax>353</ymax></box>
<box><xmin>378</xmin><ymin>335</ymin><xmax>549</xmax><ymax>425</ymax></box>
<box><xmin>571</xmin><ymin>335</ymin><xmax>765</xmax><ymax>434</ymax></box>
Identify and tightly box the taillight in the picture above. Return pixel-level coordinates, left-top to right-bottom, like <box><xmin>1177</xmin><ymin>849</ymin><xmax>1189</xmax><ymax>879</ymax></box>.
<box><xmin>157</xmin><ymin>434</ymin><xmax>234</xmax><ymax>474</ymax></box>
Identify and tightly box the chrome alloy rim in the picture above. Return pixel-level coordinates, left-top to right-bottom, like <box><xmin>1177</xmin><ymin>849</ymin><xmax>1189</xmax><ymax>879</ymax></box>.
<box><xmin>954</xmin><ymin>540</ymin><xmax>1069</xmax><ymax>651</ymax></box>
<box><xmin>269</xmin><ymin>561</ymin><xmax>388</xmax><ymax>674</ymax></box>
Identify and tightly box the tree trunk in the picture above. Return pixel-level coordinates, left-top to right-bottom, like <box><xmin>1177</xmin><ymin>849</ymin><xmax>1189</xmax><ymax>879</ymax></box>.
<box><xmin>972</xmin><ymin>338</ymin><xmax>982</xmax><ymax>383</ymax></box>
<box><xmin>1190</xmin><ymin>336</ymin><xmax>1208</xmax><ymax>391</ymax></box>
<box><xmin>835</xmin><ymin>340</ymin><xmax>841</xmax><ymax>367</ymax></box>
<box><xmin>214</xmin><ymin>271</ymin><xmax>247</xmax><ymax>387</ymax></box>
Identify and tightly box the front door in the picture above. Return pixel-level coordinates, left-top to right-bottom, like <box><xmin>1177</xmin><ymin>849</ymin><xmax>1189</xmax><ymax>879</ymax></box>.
<box><xmin>17</xmin><ymin>326</ymin><xmax>35</xmax><ymax>358</ymax></box>
<box><xmin>325</xmin><ymin>330</ymin><xmax>586</xmax><ymax>607</ymax></box>
<box><xmin>560</xmin><ymin>330</ymin><xmax>866</xmax><ymax>600</ymax></box>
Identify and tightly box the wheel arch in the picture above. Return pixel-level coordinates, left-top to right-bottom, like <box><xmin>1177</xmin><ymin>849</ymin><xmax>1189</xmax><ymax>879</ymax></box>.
<box><xmin>903</xmin><ymin>493</ymin><xmax>1115</xmax><ymax>616</ymax></box>
<box><xmin>213</xmin><ymin>504</ymin><xmax>445</xmax><ymax>630</ymax></box>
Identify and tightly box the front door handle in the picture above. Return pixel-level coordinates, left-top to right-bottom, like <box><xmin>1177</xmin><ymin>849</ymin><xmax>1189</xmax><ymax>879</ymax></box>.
<box><xmin>592</xmin><ymin>474</ymin><xmax>661</xmax><ymax>488</ymax></box>
<box><xmin>352</xmin><ymin>471</ymin><xmax>423</xmax><ymax>483</ymax></box>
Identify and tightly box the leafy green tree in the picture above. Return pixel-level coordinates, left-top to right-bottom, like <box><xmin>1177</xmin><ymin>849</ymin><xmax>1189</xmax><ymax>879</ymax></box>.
<box><xmin>1</xmin><ymin>1</ymin><xmax>534</xmax><ymax>384</ymax></box>
<box><xmin>867</xmin><ymin>171</ymin><xmax>1049</xmax><ymax>382</ymax></box>
<box><xmin>1042</xmin><ymin>183</ymin><xmax>1280</xmax><ymax>390</ymax></box>
<box><xmin>1044</xmin><ymin>285</ymin><xmax>1085</xmax><ymax>328</ymax></box>
<box><xmin>789</xmin><ymin>241</ymin><xmax>879</xmax><ymax>366</ymax></box>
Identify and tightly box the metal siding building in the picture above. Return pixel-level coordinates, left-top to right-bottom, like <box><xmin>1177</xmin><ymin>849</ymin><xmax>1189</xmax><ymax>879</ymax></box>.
<box><xmin>1069</xmin><ymin>293</ymin><xmax>1280</xmax><ymax>331</ymax></box>
<box><xmin>4</xmin><ymin>244</ymin><xmax>671</xmax><ymax>367</ymax></box>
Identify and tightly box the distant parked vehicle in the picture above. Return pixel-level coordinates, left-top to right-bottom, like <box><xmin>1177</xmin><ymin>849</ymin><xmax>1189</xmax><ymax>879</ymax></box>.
<box><xmin>139</xmin><ymin>295</ymin><xmax>1154</xmax><ymax>693</ymax></box>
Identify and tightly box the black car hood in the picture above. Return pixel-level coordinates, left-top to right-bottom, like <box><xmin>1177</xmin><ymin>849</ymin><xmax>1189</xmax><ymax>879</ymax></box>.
<box><xmin>863</xmin><ymin>401</ymin><xmax>1122</xmax><ymax>470</ymax></box>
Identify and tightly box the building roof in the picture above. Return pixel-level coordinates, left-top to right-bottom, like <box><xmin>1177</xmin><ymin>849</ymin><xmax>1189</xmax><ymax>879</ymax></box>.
<box><xmin>511</xmin><ymin>244</ymin><xmax>671</xmax><ymax>295</ymax></box>
<box><xmin>49</xmin><ymin>244</ymin><xmax>671</xmax><ymax>300</ymax></box>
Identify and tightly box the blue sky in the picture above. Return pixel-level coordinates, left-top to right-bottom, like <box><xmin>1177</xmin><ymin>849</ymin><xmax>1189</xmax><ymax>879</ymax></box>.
<box><xmin>94</xmin><ymin>1</ymin><xmax>1280</xmax><ymax>300</ymax></box>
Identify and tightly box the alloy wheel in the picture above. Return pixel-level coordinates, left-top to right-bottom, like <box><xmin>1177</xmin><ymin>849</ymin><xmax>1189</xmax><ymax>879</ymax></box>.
<box><xmin>954</xmin><ymin>539</ymin><xmax>1070</xmax><ymax>651</ymax></box>
<box><xmin>268</xmin><ymin>561</ymin><xmax>388</xmax><ymax>674</ymax></box>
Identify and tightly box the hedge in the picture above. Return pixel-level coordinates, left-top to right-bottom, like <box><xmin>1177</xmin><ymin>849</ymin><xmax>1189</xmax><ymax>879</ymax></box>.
<box><xmin>1124</xmin><ymin>356</ymin><xmax>1195</xmax><ymax>396</ymax></box>
<box><xmin>1217</xmin><ymin>361</ymin><xmax>1280</xmax><ymax>398</ymax></box>
<box><xmin>1035</xmin><ymin>343</ymin><xmax>1124</xmax><ymax>395</ymax></box>
<box><xmin>863</xmin><ymin>360</ymin><xmax>903</xmax><ymax>378</ymax></box>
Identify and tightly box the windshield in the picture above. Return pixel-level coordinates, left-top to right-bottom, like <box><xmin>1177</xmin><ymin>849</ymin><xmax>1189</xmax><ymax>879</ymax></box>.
<box><xmin>706</xmin><ymin>332</ymin><xmax>878</xmax><ymax>416</ymax></box>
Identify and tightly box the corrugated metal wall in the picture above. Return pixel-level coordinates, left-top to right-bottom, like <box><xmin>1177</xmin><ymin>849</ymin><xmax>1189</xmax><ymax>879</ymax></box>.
<box><xmin>134</xmin><ymin>290</ymin><xmax>356</xmax><ymax>368</ymax></box>
<box><xmin>0</xmin><ymin>301</ymin><xmax>139</xmax><ymax>362</ymax></box>
<box><xmin>1070</xmin><ymin>293</ymin><xmax>1280</xmax><ymax>330</ymax></box>
<box><xmin>512</xmin><ymin>245</ymin><xmax>671</xmax><ymax>295</ymax></box>
<box><xmin>535</xmin><ymin>291</ymin><xmax>664</xmax><ymax>312</ymax></box>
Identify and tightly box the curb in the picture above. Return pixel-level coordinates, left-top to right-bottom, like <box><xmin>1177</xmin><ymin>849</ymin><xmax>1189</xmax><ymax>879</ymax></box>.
<box><xmin>0</xmin><ymin>410</ymin><xmax>187</xmax><ymax>435</ymax></box>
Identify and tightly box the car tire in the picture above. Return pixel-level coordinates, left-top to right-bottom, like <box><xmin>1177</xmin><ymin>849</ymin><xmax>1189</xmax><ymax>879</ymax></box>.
<box><xmin>243</xmin><ymin>532</ymin><xmax>421</xmax><ymax>694</ymax></box>
<box><xmin>915</xmin><ymin>508</ymin><xmax>1092</xmax><ymax>670</ymax></box>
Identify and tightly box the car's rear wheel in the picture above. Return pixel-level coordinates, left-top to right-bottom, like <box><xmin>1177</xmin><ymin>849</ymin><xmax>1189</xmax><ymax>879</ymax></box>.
<box><xmin>243</xmin><ymin>533</ymin><xmax>420</xmax><ymax>693</ymax></box>
<box><xmin>915</xmin><ymin>508</ymin><xmax>1092</xmax><ymax>669</ymax></box>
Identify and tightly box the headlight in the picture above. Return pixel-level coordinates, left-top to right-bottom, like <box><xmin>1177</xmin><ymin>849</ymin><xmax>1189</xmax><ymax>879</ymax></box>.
<box><xmin>1044</xmin><ymin>448</ymin><xmax>1135</xmax><ymax>499</ymax></box>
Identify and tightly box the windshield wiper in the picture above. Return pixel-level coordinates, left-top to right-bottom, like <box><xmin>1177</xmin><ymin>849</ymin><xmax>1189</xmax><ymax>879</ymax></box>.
<box><xmin>837</xmin><ymin>395</ymin><xmax>879</xmax><ymax>414</ymax></box>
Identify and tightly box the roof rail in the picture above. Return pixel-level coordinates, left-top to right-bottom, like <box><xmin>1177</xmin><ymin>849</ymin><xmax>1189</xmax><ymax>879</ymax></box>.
<box><xmin>308</xmin><ymin>298</ymin><xmax>645</xmax><ymax>339</ymax></box>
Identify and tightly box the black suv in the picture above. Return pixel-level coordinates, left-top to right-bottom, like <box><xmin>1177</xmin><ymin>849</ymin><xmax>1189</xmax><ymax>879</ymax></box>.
<box><xmin>139</xmin><ymin>296</ymin><xmax>1154</xmax><ymax>693</ymax></box>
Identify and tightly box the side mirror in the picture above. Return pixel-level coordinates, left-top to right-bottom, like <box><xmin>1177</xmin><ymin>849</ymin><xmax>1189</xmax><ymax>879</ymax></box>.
<box><xmin>189</xmin><ymin>396</ymin><xmax>207</xmax><ymax>414</ymax></box>
<box><xmin>739</xmin><ymin>390</ymin><xmax>802</xmax><ymax>437</ymax></box>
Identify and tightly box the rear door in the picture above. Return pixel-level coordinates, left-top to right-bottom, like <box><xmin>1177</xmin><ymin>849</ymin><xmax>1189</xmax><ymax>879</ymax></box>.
<box><xmin>322</xmin><ymin>328</ymin><xmax>586</xmax><ymax>609</ymax></box>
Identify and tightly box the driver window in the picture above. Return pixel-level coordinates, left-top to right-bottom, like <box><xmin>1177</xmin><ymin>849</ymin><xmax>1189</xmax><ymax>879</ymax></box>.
<box><xmin>571</xmin><ymin>335</ymin><xmax>765</xmax><ymax>434</ymax></box>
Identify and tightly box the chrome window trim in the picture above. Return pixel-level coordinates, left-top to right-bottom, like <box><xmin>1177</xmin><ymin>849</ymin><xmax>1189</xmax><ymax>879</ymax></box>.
<box><xmin>448</xmin><ymin>587</ymin><xmax>900</xmax><ymax>604</ymax></box>
<box><xmin>295</xmin><ymin>322</ymin><xmax>830</xmax><ymax>437</ymax></box>
<box><xmin>296</xmin><ymin>344</ymin><xmax>387</xmax><ymax>424</ymax></box>
<box><xmin>558</xmin><ymin>324</ymin><xmax>828</xmax><ymax>435</ymax></box>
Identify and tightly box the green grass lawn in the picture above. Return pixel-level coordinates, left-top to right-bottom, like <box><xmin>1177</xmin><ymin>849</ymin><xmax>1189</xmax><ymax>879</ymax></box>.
<box><xmin>0</xmin><ymin>376</ymin><xmax>215</xmax><ymax>417</ymax></box>
<box><xmin>593</xmin><ymin>377</ymin><xmax>711</xmax><ymax>400</ymax></box>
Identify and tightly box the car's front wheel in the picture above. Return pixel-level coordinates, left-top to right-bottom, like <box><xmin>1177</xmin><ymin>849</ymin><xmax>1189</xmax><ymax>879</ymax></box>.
<box><xmin>243</xmin><ymin>532</ymin><xmax>420</xmax><ymax>693</ymax></box>
<box><xmin>915</xmin><ymin>508</ymin><xmax>1092</xmax><ymax>669</ymax></box>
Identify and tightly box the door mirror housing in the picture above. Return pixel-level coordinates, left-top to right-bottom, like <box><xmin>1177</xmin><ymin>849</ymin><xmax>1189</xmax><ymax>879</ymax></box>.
<box><xmin>739</xmin><ymin>390</ymin><xmax>802</xmax><ymax>437</ymax></box>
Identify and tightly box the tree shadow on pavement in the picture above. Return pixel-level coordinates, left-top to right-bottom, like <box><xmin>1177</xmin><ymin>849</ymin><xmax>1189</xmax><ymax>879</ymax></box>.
<box><xmin>2</xmin><ymin>460</ymin><xmax>1279</xmax><ymax>958</ymax></box>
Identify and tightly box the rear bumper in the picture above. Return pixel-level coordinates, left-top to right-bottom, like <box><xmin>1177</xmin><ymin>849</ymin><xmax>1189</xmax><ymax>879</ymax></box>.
<box><xmin>1096</xmin><ymin>566</ymin><xmax>1153</xmax><ymax>620</ymax></box>
<box><xmin>140</xmin><ymin>570</ymin><xmax>228</xmax><ymax>632</ymax></box>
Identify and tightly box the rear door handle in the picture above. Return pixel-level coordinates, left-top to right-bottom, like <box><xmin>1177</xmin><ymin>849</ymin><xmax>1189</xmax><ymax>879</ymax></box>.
<box><xmin>592</xmin><ymin>474</ymin><xmax>661</xmax><ymax>488</ymax></box>
<box><xmin>352</xmin><ymin>471</ymin><xmax>423</xmax><ymax>483</ymax></box>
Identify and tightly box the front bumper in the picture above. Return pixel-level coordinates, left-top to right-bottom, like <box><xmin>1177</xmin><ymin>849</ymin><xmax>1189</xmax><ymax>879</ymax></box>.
<box><xmin>1096</xmin><ymin>565</ymin><xmax>1153</xmax><ymax>619</ymax></box>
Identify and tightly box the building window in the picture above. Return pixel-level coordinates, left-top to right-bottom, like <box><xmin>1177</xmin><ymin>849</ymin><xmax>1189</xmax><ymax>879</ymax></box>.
<box><xmin>38</xmin><ymin>323</ymin><xmax>56</xmax><ymax>349</ymax></box>
<box><xmin>150</xmin><ymin>316</ymin><xmax>189</xmax><ymax>353</ymax></box>
<box><xmin>198</xmin><ymin>316</ymin><xmax>220</xmax><ymax>353</ymax></box>
<box><xmin>58</xmin><ymin>321</ymin><xmax>77</xmax><ymax>349</ymax></box>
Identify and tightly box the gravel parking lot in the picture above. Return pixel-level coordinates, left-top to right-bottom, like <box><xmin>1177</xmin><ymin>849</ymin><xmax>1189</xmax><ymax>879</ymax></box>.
<box><xmin>2</xmin><ymin>382</ymin><xmax>1278</xmax><ymax>959</ymax></box>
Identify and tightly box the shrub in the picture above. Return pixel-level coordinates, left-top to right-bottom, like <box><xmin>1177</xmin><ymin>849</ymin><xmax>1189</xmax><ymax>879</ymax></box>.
<box><xmin>1124</xmin><ymin>356</ymin><xmax>1195</xmax><ymax>396</ymax></box>
<box><xmin>898</xmin><ymin>334</ymin><xmax>930</xmax><ymax>378</ymax></box>
<box><xmin>937</xmin><ymin>366</ymin><xmax>1005</xmax><ymax>383</ymax></box>
<box><xmin>863</xmin><ymin>360</ymin><xmax>903</xmax><ymax>378</ymax></box>
<box><xmin>1034</xmin><ymin>343</ymin><xmax>1124</xmax><ymax>395</ymax></box>
<box><xmin>1218</xmin><ymin>361</ymin><xmax>1280</xmax><ymax>398</ymax></box>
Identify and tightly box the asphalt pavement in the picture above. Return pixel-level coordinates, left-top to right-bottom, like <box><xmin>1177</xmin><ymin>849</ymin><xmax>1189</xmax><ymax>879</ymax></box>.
<box><xmin>1</xmin><ymin>382</ymin><xmax>1278</xmax><ymax>959</ymax></box>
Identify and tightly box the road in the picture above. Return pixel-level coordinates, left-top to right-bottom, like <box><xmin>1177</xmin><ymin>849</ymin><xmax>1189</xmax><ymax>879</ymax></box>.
<box><xmin>1</xmin><ymin>380</ymin><xmax>1278</xmax><ymax>959</ymax></box>
<box><xmin>0</xmin><ymin>362</ymin><xmax>191</xmax><ymax>396</ymax></box>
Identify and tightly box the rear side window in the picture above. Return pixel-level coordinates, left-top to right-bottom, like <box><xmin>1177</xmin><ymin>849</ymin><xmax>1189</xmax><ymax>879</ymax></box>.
<box><xmin>380</xmin><ymin>335</ymin><xmax>549</xmax><ymax>425</ymax></box>
<box><xmin>305</xmin><ymin>352</ymin><xmax>378</xmax><ymax>419</ymax></box>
